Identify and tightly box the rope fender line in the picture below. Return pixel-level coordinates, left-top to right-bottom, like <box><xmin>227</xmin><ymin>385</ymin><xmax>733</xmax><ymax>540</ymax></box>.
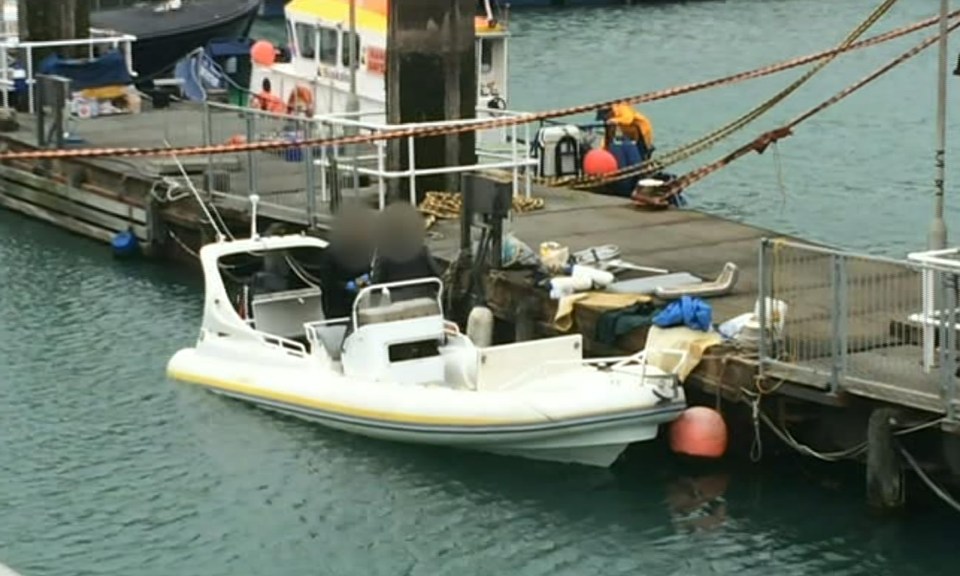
<box><xmin>0</xmin><ymin>10</ymin><xmax>955</xmax><ymax>163</ymax></box>
<box><xmin>636</xmin><ymin>18</ymin><xmax>960</xmax><ymax>208</ymax></box>
<box><xmin>553</xmin><ymin>0</ymin><xmax>901</xmax><ymax>190</ymax></box>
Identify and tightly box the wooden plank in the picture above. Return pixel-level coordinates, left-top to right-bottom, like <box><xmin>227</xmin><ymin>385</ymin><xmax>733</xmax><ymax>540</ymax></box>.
<box><xmin>2</xmin><ymin>184</ymin><xmax>149</xmax><ymax>240</ymax></box>
<box><xmin>0</xmin><ymin>194</ymin><xmax>114</xmax><ymax>244</ymax></box>
<box><xmin>0</xmin><ymin>164</ymin><xmax>148</xmax><ymax>223</ymax></box>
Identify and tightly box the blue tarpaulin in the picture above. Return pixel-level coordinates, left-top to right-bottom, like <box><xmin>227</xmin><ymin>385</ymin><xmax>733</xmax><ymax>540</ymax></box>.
<box><xmin>38</xmin><ymin>49</ymin><xmax>133</xmax><ymax>91</ymax></box>
<box><xmin>652</xmin><ymin>296</ymin><xmax>713</xmax><ymax>332</ymax></box>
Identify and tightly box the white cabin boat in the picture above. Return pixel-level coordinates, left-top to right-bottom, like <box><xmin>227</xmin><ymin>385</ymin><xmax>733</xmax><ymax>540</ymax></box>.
<box><xmin>249</xmin><ymin>0</ymin><xmax>510</xmax><ymax>125</ymax></box>
<box><xmin>166</xmin><ymin>229</ymin><xmax>689</xmax><ymax>468</ymax></box>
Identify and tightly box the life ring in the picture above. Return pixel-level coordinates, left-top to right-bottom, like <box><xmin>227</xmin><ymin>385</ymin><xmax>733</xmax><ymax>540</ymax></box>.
<box><xmin>287</xmin><ymin>85</ymin><xmax>314</xmax><ymax>117</ymax></box>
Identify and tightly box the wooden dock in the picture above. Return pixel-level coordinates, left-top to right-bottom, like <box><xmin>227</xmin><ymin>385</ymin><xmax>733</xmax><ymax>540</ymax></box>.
<box><xmin>1</xmin><ymin>103</ymin><xmax>957</xmax><ymax>492</ymax></box>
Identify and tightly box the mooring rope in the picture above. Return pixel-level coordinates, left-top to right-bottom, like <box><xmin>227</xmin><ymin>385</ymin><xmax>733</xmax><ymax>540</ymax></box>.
<box><xmin>0</xmin><ymin>9</ymin><xmax>951</xmax><ymax>163</ymax></box>
<box><xmin>552</xmin><ymin>0</ymin><xmax>901</xmax><ymax>190</ymax></box>
<box><xmin>635</xmin><ymin>17</ymin><xmax>960</xmax><ymax>208</ymax></box>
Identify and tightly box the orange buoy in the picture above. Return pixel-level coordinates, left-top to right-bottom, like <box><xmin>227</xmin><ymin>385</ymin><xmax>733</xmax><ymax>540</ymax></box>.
<box><xmin>251</xmin><ymin>40</ymin><xmax>276</xmax><ymax>67</ymax></box>
<box><xmin>583</xmin><ymin>148</ymin><xmax>618</xmax><ymax>175</ymax></box>
<box><xmin>669</xmin><ymin>406</ymin><xmax>728</xmax><ymax>459</ymax></box>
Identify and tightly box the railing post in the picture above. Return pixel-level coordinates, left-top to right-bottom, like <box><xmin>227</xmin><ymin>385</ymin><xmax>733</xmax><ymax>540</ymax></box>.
<box><xmin>1</xmin><ymin>47</ymin><xmax>9</xmax><ymax>111</ymax></box>
<box><xmin>26</xmin><ymin>47</ymin><xmax>34</xmax><ymax>114</ymax></box>
<box><xmin>407</xmin><ymin>134</ymin><xmax>416</xmax><ymax>205</ymax></box>
<box><xmin>524</xmin><ymin>120</ymin><xmax>532</xmax><ymax>198</ymax></box>
<box><xmin>304</xmin><ymin>119</ymin><xmax>316</xmax><ymax>228</ymax></box>
<box><xmin>829</xmin><ymin>253</ymin><xmax>848</xmax><ymax>394</ymax></box>
<box><xmin>203</xmin><ymin>100</ymin><xmax>213</xmax><ymax>194</ymax></box>
<box><xmin>937</xmin><ymin>270</ymin><xmax>959</xmax><ymax>422</ymax></box>
<box><xmin>245</xmin><ymin>110</ymin><xmax>257</xmax><ymax>197</ymax></box>
<box><xmin>923</xmin><ymin>266</ymin><xmax>937</xmax><ymax>372</ymax></box>
<box><xmin>511</xmin><ymin>122</ymin><xmax>519</xmax><ymax>198</ymax></box>
<box><xmin>319</xmin><ymin>141</ymin><xmax>329</xmax><ymax>204</ymax></box>
<box><xmin>376</xmin><ymin>139</ymin><xmax>386</xmax><ymax>211</ymax></box>
<box><xmin>758</xmin><ymin>238</ymin><xmax>769</xmax><ymax>377</ymax></box>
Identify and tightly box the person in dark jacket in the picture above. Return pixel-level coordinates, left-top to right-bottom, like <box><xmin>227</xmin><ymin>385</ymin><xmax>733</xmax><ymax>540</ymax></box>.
<box><xmin>370</xmin><ymin>201</ymin><xmax>444</xmax><ymax>302</ymax></box>
<box><xmin>317</xmin><ymin>204</ymin><xmax>376</xmax><ymax>318</ymax></box>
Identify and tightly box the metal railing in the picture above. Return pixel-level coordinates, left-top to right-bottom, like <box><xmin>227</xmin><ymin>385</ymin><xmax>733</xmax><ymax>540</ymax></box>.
<box><xmin>202</xmin><ymin>102</ymin><xmax>539</xmax><ymax>224</ymax></box>
<box><xmin>311</xmin><ymin>106</ymin><xmax>538</xmax><ymax>210</ymax></box>
<box><xmin>0</xmin><ymin>33</ymin><xmax>137</xmax><ymax>113</ymax></box>
<box><xmin>757</xmin><ymin>238</ymin><xmax>958</xmax><ymax>422</ymax></box>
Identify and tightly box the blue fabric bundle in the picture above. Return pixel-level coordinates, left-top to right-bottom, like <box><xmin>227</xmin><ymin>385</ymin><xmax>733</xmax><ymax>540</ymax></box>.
<box><xmin>652</xmin><ymin>296</ymin><xmax>713</xmax><ymax>332</ymax></box>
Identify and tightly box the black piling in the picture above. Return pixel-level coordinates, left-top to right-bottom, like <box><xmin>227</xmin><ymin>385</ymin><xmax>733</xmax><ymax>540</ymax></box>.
<box><xmin>386</xmin><ymin>0</ymin><xmax>477</xmax><ymax>203</ymax></box>
<box><xmin>866</xmin><ymin>407</ymin><xmax>905</xmax><ymax>512</ymax></box>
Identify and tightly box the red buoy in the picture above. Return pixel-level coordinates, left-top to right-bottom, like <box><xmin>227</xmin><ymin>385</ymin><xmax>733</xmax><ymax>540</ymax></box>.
<box><xmin>669</xmin><ymin>406</ymin><xmax>728</xmax><ymax>459</ymax></box>
<box><xmin>251</xmin><ymin>40</ymin><xmax>277</xmax><ymax>67</ymax></box>
<box><xmin>583</xmin><ymin>148</ymin><xmax>618</xmax><ymax>175</ymax></box>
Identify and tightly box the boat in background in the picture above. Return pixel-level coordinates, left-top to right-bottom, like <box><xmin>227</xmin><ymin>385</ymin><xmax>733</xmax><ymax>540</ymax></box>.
<box><xmin>256</xmin><ymin>0</ymin><xmax>660</xmax><ymax>20</ymax></box>
<box><xmin>91</xmin><ymin>0</ymin><xmax>262</xmax><ymax>82</ymax></box>
<box><xmin>247</xmin><ymin>0</ymin><xmax>510</xmax><ymax>127</ymax></box>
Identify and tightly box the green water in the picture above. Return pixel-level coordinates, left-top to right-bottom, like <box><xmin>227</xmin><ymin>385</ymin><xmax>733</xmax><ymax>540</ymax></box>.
<box><xmin>3</xmin><ymin>1</ymin><xmax>960</xmax><ymax>574</ymax></box>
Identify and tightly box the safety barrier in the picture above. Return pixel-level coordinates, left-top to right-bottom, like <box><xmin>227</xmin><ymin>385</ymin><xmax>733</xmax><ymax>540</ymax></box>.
<box><xmin>0</xmin><ymin>32</ymin><xmax>137</xmax><ymax>113</ymax></box>
<box><xmin>310</xmin><ymin>106</ymin><xmax>537</xmax><ymax>210</ymax></box>
<box><xmin>201</xmin><ymin>102</ymin><xmax>538</xmax><ymax>223</ymax></box>
<box><xmin>757</xmin><ymin>239</ymin><xmax>958</xmax><ymax>421</ymax></box>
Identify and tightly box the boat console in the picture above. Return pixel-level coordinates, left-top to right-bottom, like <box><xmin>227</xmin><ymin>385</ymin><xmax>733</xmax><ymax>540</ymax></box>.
<box><xmin>341</xmin><ymin>278</ymin><xmax>450</xmax><ymax>386</ymax></box>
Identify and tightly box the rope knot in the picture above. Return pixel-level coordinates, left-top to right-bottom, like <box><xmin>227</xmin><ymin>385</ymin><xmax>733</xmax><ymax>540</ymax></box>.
<box><xmin>752</xmin><ymin>127</ymin><xmax>794</xmax><ymax>154</ymax></box>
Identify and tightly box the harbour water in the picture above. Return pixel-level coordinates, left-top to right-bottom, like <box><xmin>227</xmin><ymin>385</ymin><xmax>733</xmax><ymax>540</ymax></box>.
<box><xmin>2</xmin><ymin>0</ymin><xmax>960</xmax><ymax>574</ymax></box>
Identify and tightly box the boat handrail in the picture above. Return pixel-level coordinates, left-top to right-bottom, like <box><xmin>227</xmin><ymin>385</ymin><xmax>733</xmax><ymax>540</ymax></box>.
<box><xmin>258</xmin><ymin>331</ymin><xmax>307</xmax><ymax>357</ymax></box>
<box><xmin>303</xmin><ymin>316</ymin><xmax>349</xmax><ymax>340</ymax></box>
<box><xmin>497</xmin><ymin>347</ymin><xmax>691</xmax><ymax>392</ymax></box>
<box><xmin>351</xmin><ymin>277</ymin><xmax>444</xmax><ymax>327</ymax></box>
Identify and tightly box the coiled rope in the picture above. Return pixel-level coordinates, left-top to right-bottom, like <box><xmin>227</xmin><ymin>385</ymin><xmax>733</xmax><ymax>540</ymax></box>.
<box><xmin>0</xmin><ymin>9</ymin><xmax>951</xmax><ymax>163</ymax></box>
<box><xmin>551</xmin><ymin>0</ymin><xmax>901</xmax><ymax>190</ymax></box>
<box><xmin>635</xmin><ymin>17</ymin><xmax>960</xmax><ymax>208</ymax></box>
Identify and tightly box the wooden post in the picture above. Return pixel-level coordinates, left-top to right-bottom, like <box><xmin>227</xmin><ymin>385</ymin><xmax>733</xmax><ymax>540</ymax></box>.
<box><xmin>17</xmin><ymin>0</ymin><xmax>91</xmax><ymax>59</ymax></box>
<box><xmin>386</xmin><ymin>0</ymin><xmax>477</xmax><ymax>204</ymax></box>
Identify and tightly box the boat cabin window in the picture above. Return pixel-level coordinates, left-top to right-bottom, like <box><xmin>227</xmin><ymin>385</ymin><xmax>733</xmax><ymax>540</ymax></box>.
<box><xmin>318</xmin><ymin>26</ymin><xmax>339</xmax><ymax>65</ymax></box>
<box><xmin>479</xmin><ymin>39</ymin><xmax>493</xmax><ymax>74</ymax></box>
<box><xmin>295</xmin><ymin>22</ymin><xmax>316</xmax><ymax>59</ymax></box>
<box><xmin>341</xmin><ymin>31</ymin><xmax>361</xmax><ymax>68</ymax></box>
<box><xmin>287</xmin><ymin>20</ymin><xmax>296</xmax><ymax>55</ymax></box>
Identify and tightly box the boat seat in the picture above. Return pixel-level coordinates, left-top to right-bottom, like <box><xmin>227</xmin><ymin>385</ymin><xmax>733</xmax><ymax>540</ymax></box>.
<box><xmin>357</xmin><ymin>297</ymin><xmax>441</xmax><ymax>326</ymax></box>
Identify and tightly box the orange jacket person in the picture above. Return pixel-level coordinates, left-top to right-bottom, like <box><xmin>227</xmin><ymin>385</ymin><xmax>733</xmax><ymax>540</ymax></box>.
<box><xmin>253</xmin><ymin>78</ymin><xmax>286</xmax><ymax>114</ymax></box>
<box><xmin>605</xmin><ymin>102</ymin><xmax>654</xmax><ymax>153</ymax></box>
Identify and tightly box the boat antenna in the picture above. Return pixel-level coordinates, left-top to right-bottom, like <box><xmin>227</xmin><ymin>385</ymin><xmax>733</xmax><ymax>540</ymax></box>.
<box><xmin>249</xmin><ymin>194</ymin><xmax>260</xmax><ymax>240</ymax></box>
<box><xmin>162</xmin><ymin>139</ymin><xmax>226</xmax><ymax>243</ymax></box>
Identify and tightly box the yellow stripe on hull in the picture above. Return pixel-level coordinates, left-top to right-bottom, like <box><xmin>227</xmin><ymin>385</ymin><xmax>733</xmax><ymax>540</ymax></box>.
<box><xmin>167</xmin><ymin>368</ymin><xmax>513</xmax><ymax>427</ymax></box>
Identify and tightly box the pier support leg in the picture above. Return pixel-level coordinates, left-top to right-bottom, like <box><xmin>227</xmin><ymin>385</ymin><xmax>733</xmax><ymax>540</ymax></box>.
<box><xmin>866</xmin><ymin>408</ymin><xmax>905</xmax><ymax>512</ymax></box>
<box><xmin>386</xmin><ymin>0</ymin><xmax>477</xmax><ymax>204</ymax></box>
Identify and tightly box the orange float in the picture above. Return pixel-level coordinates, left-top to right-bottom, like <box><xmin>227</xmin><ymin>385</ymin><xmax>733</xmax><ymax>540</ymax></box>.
<box><xmin>251</xmin><ymin>40</ymin><xmax>276</xmax><ymax>67</ymax></box>
<box><xmin>583</xmin><ymin>148</ymin><xmax>618</xmax><ymax>175</ymax></box>
<box><xmin>669</xmin><ymin>406</ymin><xmax>728</xmax><ymax>459</ymax></box>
